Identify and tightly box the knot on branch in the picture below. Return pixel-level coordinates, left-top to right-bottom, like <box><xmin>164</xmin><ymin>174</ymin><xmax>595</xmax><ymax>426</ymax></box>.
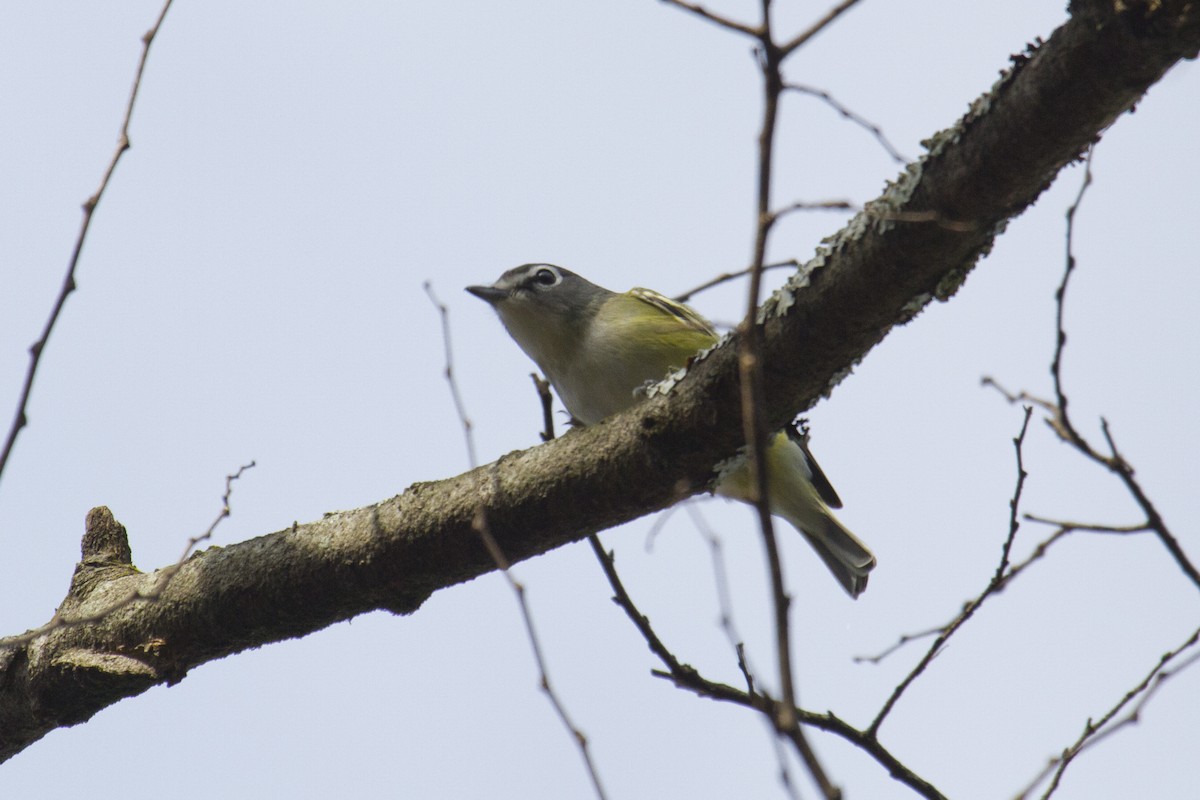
<box><xmin>70</xmin><ymin>507</ymin><xmax>138</xmax><ymax>600</ymax></box>
<box><xmin>81</xmin><ymin>507</ymin><xmax>133</xmax><ymax>566</ymax></box>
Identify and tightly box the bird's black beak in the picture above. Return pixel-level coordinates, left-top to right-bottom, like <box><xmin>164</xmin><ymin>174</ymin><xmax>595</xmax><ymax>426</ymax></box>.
<box><xmin>465</xmin><ymin>284</ymin><xmax>507</xmax><ymax>305</ymax></box>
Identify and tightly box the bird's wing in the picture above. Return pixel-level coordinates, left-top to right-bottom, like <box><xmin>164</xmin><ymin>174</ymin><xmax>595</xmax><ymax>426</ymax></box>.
<box><xmin>787</xmin><ymin>425</ymin><xmax>844</xmax><ymax>509</ymax></box>
<box><xmin>628</xmin><ymin>287</ymin><xmax>718</xmax><ymax>340</ymax></box>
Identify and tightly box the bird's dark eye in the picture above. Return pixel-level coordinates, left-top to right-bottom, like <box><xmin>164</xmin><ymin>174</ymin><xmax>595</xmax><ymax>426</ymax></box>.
<box><xmin>533</xmin><ymin>267</ymin><xmax>560</xmax><ymax>287</ymax></box>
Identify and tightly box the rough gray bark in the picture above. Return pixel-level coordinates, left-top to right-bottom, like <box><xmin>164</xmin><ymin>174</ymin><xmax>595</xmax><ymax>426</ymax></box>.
<box><xmin>2</xmin><ymin>0</ymin><xmax>1197</xmax><ymax>764</ymax></box>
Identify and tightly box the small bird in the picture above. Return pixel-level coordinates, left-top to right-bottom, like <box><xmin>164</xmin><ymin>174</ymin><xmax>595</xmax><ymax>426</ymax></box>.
<box><xmin>467</xmin><ymin>263</ymin><xmax>876</xmax><ymax>597</ymax></box>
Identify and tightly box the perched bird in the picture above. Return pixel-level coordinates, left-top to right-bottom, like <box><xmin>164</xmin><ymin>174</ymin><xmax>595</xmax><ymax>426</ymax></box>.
<box><xmin>467</xmin><ymin>263</ymin><xmax>876</xmax><ymax>597</ymax></box>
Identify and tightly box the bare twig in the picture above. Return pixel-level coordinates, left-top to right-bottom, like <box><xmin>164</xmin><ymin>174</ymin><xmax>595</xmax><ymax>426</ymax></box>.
<box><xmin>985</xmin><ymin>149</ymin><xmax>1200</xmax><ymax>592</ymax></box>
<box><xmin>663</xmin><ymin>3</ymin><xmax>876</xmax><ymax>796</ymax></box>
<box><xmin>980</xmin><ymin>377</ymin><xmax>1056</xmax><ymax>416</ymax></box>
<box><xmin>424</xmin><ymin>282</ymin><xmax>477</xmax><ymax>467</ymax></box>
<box><xmin>168</xmin><ymin>461</ymin><xmax>256</xmax><ymax>568</ymax></box>
<box><xmin>854</xmin><ymin>521</ymin><xmax>1076</xmax><ymax>665</ymax></box>
<box><xmin>0</xmin><ymin>0</ymin><xmax>176</xmax><ymax>486</ymax></box>
<box><xmin>993</xmin><ymin>406</ymin><xmax>1033</xmax><ymax>581</ymax></box>
<box><xmin>852</xmin><ymin>625</ymin><xmax>942</xmax><ymax>666</ymax></box>
<box><xmin>588</xmin><ymin>526</ymin><xmax>949</xmax><ymax>799</ymax></box>
<box><xmin>685</xmin><ymin>504</ymin><xmax>756</xmax><ymax>685</ymax></box>
<box><xmin>1015</xmin><ymin>625</ymin><xmax>1200</xmax><ymax>800</ymax></box>
<box><xmin>1099</xmin><ymin>420</ymin><xmax>1200</xmax><ymax>590</ymax></box>
<box><xmin>531</xmin><ymin>373</ymin><xmax>557</xmax><ymax>441</ymax></box>
<box><xmin>769</xmin><ymin>199</ymin><xmax>857</xmax><ymax>224</ymax></box>
<box><xmin>685</xmin><ymin>502</ymin><xmax>806</xmax><ymax>794</ymax></box>
<box><xmin>974</xmin><ymin>152</ymin><xmax>1200</xmax><ymax>797</ymax></box>
<box><xmin>641</xmin><ymin>504</ymin><xmax>681</xmax><ymax>551</ymax></box>
<box><xmin>737</xmin><ymin>2</ymin><xmax>853</xmax><ymax>794</ymax></box>
<box><xmin>780</xmin><ymin>0</ymin><xmax>864</xmax><ymax>55</ymax></box>
<box><xmin>1049</xmin><ymin>149</ymin><xmax>1095</xmax><ymax>452</ymax></box>
<box><xmin>425</xmin><ymin>283</ymin><xmax>608</xmax><ymax>800</ymax></box>
<box><xmin>672</xmin><ymin>260</ymin><xmax>799</xmax><ymax>303</ymax></box>
<box><xmin>1022</xmin><ymin>514</ymin><xmax>1149</xmax><ymax>536</ymax></box>
<box><xmin>768</xmin><ymin>731</ymin><xmax>804</xmax><ymax>800</ymax></box>
<box><xmin>784</xmin><ymin>83</ymin><xmax>909</xmax><ymax>164</ymax></box>
<box><xmin>675</xmin><ymin>201</ymin><xmax>977</xmax><ymax>256</ymax></box>
<box><xmin>658</xmin><ymin>0</ymin><xmax>761</xmax><ymax>38</ymax></box>
<box><xmin>588</xmin><ymin>536</ymin><xmax>695</xmax><ymax>680</ymax></box>
<box><xmin>739</xmin><ymin>11</ymin><xmax>798</xmax><ymax>743</ymax></box>
<box><xmin>867</xmin><ymin>407</ymin><xmax>1034</xmax><ymax>735</ymax></box>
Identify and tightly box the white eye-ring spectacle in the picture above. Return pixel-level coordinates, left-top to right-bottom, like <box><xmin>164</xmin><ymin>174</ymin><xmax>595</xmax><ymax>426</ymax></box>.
<box><xmin>533</xmin><ymin>266</ymin><xmax>561</xmax><ymax>287</ymax></box>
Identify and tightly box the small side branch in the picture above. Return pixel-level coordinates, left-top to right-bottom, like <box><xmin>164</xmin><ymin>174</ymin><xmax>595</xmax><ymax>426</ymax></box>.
<box><xmin>587</xmin><ymin>530</ymin><xmax>949</xmax><ymax>800</ymax></box>
<box><xmin>781</xmin><ymin>0</ymin><xmax>864</xmax><ymax>55</ymax></box>
<box><xmin>425</xmin><ymin>283</ymin><xmax>608</xmax><ymax>800</ymax></box>
<box><xmin>984</xmin><ymin>149</ymin><xmax>1200</xmax><ymax>592</ymax></box>
<box><xmin>658</xmin><ymin>0</ymin><xmax>762</xmax><ymax>38</ymax></box>
<box><xmin>0</xmin><ymin>0</ymin><xmax>176</xmax><ymax>484</ymax></box>
<box><xmin>673</xmin><ymin>260</ymin><xmax>799</xmax><ymax>303</ymax></box>
<box><xmin>867</xmin><ymin>406</ymin><xmax>1034</xmax><ymax>735</ymax></box>
<box><xmin>784</xmin><ymin>83</ymin><xmax>908</xmax><ymax>164</ymax></box>
<box><xmin>1015</xmin><ymin>625</ymin><xmax>1200</xmax><ymax>800</ymax></box>
<box><xmin>531</xmin><ymin>373</ymin><xmax>557</xmax><ymax>442</ymax></box>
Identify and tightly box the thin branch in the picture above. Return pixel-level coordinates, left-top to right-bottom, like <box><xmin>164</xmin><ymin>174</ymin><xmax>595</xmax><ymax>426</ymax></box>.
<box><xmin>672</xmin><ymin>260</ymin><xmax>799</xmax><ymax>303</ymax></box>
<box><xmin>730</xmin><ymin>4</ymin><xmax>881</xmax><ymax>796</ymax></box>
<box><xmin>781</xmin><ymin>0</ymin><xmax>864</xmax><ymax>55</ymax></box>
<box><xmin>685</xmin><ymin>502</ymin><xmax>805</xmax><ymax>796</ymax></box>
<box><xmin>1014</xmin><ymin>625</ymin><xmax>1200</xmax><ymax>800</ymax></box>
<box><xmin>424</xmin><ymin>282</ymin><xmax>478</xmax><ymax>468</ymax></box>
<box><xmin>852</xmin><ymin>626</ymin><xmax>942</xmax><ymax>666</ymax></box>
<box><xmin>425</xmin><ymin>283</ymin><xmax>608</xmax><ymax>800</ymax></box>
<box><xmin>993</xmin><ymin>406</ymin><xmax>1033</xmax><ymax>581</ymax></box>
<box><xmin>768</xmin><ymin>731</ymin><xmax>804</xmax><ymax>800</ymax></box>
<box><xmin>985</xmin><ymin>150</ymin><xmax>1200</xmax><ymax>592</ymax></box>
<box><xmin>868</xmin><ymin>407</ymin><xmax>1033</xmax><ymax>735</ymax></box>
<box><xmin>1099</xmin><ymin>419</ymin><xmax>1200</xmax><ymax>590</ymax></box>
<box><xmin>588</xmin><ymin>528</ymin><xmax>949</xmax><ymax>800</ymax></box>
<box><xmin>588</xmin><ymin>536</ymin><xmax>695</xmax><ymax>680</ymax></box>
<box><xmin>685</xmin><ymin>504</ymin><xmax>757</xmax><ymax>687</ymax></box>
<box><xmin>169</xmin><ymin>462</ymin><xmax>256</xmax><ymax>568</ymax></box>
<box><xmin>769</xmin><ymin>199</ymin><xmax>857</xmax><ymax>224</ymax></box>
<box><xmin>740</xmin><ymin>20</ymin><xmax>798</xmax><ymax>737</ymax></box>
<box><xmin>0</xmin><ymin>0</ymin><xmax>175</xmax><ymax>485</ymax></box>
<box><xmin>684</xmin><ymin>223</ymin><xmax>1037</xmax><ymax>327</ymax></box>
<box><xmin>531</xmin><ymin>373</ymin><xmax>557</xmax><ymax>441</ymax></box>
<box><xmin>784</xmin><ymin>83</ymin><xmax>909</xmax><ymax>164</ymax></box>
<box><xmin>984</xmin><ymin>382</ymin><xmax>1200</xmax><ymax>593</ymax></box>
<box><xmin>998</xmin><ymin>526</ymin><xmax>1073</xmax><ymax>586</ymax></box>
<box><xmin>1022</xmin><ymin>514</ymin><xmax>1150</xmax><ymax>536</ymax></box>
<box><xmin>1049</xmin><ymin>149</ymin><xmax>1095</xmax><ymax>452</ymax></box>
<box><xmin>854</xmin><ymin>521</ymin><xmax>1075</xmax><ymax>665</ymax></box>
<box><xmin>732</xmin><ymin>7</ymin><xmax>841</xmax><ymax>791</ymax></box>
<box><xmin>659</xmin><ymin>0</ymin><xmax>762</xmax><ymax>38</ymax></box>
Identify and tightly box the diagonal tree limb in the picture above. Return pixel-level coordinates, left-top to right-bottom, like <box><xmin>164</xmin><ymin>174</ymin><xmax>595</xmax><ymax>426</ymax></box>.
<box><xmin>2</xmin><ymin>0</ymin><xmax>1198</xmax><ymax>764</ymax></box>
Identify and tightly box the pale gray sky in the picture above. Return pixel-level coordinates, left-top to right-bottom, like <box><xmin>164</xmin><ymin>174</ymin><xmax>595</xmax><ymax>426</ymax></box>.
<box><xmin>2</xmin><ymin>2</ymin><xmax>1197</xmax><ymax>798</ymax></box>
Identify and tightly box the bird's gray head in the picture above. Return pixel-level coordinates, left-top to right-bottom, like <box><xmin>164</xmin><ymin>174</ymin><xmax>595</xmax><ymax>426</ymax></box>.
<box><xmin>466</xmin><ymin>263</ymin><xmax>614</xmax><ymax>336</ymax></box>
<box><xmin>466</xmin><ymin>263</ymin><xmax>617</xmax><ymax>380</ymax></box>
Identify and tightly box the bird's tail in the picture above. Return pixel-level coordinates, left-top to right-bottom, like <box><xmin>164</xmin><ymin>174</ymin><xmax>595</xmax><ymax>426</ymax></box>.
<box><xmin>781</xmin><ymin>503</ymin><xmax>876</xmax><ymax>599</ymax></box>
<box><xmin>716</xmin><ymin>432</ymin><xmax>877</xmax><ymax>598</ymax></box>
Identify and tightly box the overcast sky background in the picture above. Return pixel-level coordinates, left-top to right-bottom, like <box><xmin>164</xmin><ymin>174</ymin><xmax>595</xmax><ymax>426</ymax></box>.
<box><xmin>2</xmin><ymin>2</ymin><xmax>1197</xmax><ymax>798</ymax></box>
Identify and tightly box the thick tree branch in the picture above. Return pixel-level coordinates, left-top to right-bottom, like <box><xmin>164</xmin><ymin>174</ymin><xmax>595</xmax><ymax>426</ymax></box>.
<box><xmin>2</xmin><ymin>0</ymin><xmax>1197</xmax><ymax>762</ymax></box>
